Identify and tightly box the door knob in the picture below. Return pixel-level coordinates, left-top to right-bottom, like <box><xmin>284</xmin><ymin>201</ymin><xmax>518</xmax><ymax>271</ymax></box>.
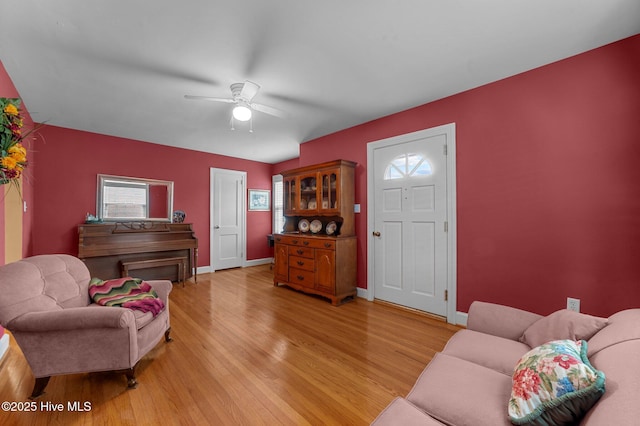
<box><xmin>214</xmin><ymin>225</ymin><xmax>220</xmax><ymax>229</ymax></box>
<box><xmin>372</xmin><ymin>231</ymin><xmax>381</xmax><ymax>237</ymax></box>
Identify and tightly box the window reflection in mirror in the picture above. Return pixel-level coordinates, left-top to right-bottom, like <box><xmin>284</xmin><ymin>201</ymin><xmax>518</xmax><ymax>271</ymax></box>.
<box><xmin>97</xmin><ymin>175</ymin><xmax>174</xmax><ymax>222</ymax></box>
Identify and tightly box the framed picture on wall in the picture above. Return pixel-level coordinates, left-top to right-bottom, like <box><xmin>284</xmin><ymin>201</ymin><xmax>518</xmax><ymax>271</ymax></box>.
<box><xmin>248</xmin><ymin>189</ymin><xmax>270</xmax><ymax>211</ymax></box>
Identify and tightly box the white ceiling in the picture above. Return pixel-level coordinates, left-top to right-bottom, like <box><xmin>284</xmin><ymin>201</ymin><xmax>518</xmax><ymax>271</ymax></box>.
<box><xmin>2</xmin><ymin>1</ymin><xmax>639</xmax><ymax>164</ymax></box>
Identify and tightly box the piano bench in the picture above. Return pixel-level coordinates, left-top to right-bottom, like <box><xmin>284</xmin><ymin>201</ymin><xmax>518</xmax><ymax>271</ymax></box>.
<box><xmin>121</xmin><ymin>256</ymin><xmax>188</xmax><ymax>287</ymax></box>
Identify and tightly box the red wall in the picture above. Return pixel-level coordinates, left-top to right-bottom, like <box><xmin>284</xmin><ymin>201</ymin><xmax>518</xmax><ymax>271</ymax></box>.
<box><xmin>31</xmin><ymin>126</ymin><xmax>274</xmax><ymax>266</ymax></box>
<box><xmin>272</xmin><ymin>157</ymin><xmax>300</xmax><ymax>174</ymax></box>
<box><xmin>297</xmin><ymin>35</ymin><xmax>640</xmax><ymax>317</ymax></box>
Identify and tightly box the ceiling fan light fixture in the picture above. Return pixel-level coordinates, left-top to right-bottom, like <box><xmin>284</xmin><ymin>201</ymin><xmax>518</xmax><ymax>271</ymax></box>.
<box><xmin>232</xmin><ymin>104</ymin><xmax>252</xmax><ymax>121</ymax></box>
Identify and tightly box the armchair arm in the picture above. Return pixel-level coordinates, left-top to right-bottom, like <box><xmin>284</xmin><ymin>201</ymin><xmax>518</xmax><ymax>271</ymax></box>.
<box><xmin>146</xmin><ymin>279</ymin><xmax>172</xmax><ymax>303</ymax></box>
<box><xmin>7</xmin><ymin>306</ymin><xmax>135</xmax><ymax>333</ymax></box>
<box><xmin>467</xmin><ymin>301</ymin><xmax>543</xmax><ymax>341</ymax></box>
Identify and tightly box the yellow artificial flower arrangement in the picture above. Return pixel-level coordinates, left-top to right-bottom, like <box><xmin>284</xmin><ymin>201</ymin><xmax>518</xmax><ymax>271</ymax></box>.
<box><xmin>1</xmin><ymin>98</ymin><xmax>35</xmax><ymax>192</ymax></box>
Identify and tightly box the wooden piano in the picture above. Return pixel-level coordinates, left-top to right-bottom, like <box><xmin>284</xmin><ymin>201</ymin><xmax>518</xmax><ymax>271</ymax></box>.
<box><xmin>78</xmin><ymin>222</ymin><xmax>198</xmax><ymax>283</ymax></box>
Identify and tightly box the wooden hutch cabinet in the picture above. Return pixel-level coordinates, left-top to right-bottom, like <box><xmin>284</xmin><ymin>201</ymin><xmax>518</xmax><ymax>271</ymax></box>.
<box><xmin>274</xmin><ymin>159</ymin><xmax>357</xmax><ymax>305</ymax></box>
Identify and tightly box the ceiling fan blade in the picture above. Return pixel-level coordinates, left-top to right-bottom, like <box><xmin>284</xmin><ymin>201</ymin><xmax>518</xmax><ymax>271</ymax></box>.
<box><xmin>251</xmin><ymin>102</ymin><xmax>287</xmax><ymax>118</ymax></box>
<box><xmin>240</xmin><ymin>81</ymin><xmax>260</xmax><ymax>102</ymax></box>
<box><xmin>184</xmin><ymin>95</ymin><xmax>235</xmax><ymax>103</ymax></box>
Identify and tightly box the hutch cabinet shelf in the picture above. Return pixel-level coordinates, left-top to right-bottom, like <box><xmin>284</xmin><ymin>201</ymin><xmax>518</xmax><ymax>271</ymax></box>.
<box><xmin>274</xmin><ymin>159</ymin><xmax>357</xmax><ymax>305</ymax></box>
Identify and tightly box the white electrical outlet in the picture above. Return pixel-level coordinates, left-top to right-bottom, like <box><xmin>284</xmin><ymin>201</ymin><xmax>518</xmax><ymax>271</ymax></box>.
<box><xmin>567</xmin><ymin>297</ymin><xmax>580</xmax><ymax>312</ymax></box>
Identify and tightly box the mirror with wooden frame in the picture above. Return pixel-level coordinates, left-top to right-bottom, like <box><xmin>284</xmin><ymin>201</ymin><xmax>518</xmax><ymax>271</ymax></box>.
<box><xmin>96</xmin><ymin>174</ymin><xmax>174</xmax><ymax>222</ymax></box>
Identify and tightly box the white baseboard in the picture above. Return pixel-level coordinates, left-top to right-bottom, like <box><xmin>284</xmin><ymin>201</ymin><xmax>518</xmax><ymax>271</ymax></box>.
<box><xmin>456</xmin><ymin>311</ymin><xmax>468</xmax><ymax>327</ymax></box>
<box><xmin>245</xmin><ymin>257</ymin><xmax>273</xmax><ymax>267</ymax></box>
<box><xmin>196</xmin><ymin>265</ymin><xmax>213</xmax><ymax>274</ymax></box>
<box><xmin>356</xmin><ymin>287</ymin><xmax>368</xmax><ymax>299</ymax></box>
<box><xmin>196</xmin><ymin>258</ymin><xmax>273</xmax><ymax>275</ymax></box>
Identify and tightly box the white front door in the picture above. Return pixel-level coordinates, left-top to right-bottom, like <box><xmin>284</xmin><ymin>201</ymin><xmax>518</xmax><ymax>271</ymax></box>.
<box><xmin>369</xmin><ymin>124</ymin><xmax>456</xmax><ymax>318</ymax></box>
<box><xmin>210</xmin><ymin>168</ymin><xmax>246</xmax><ymax>271</ymax></box>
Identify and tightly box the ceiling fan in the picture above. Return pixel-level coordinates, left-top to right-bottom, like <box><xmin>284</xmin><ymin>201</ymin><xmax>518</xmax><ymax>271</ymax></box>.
<box><xmin>184</xmin><ymin>80</ymin><xmax>286</xmax><ymax>122</ymax></box>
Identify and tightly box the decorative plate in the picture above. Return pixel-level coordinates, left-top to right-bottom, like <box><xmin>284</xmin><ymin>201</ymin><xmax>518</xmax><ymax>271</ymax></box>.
<box><xmin>307</xmin><ymin>198</ymin><xmax>317</xmax><ymax>209</ymax></box>
<box><xmin>298</xmin><ymin>219</ymin><xmax>310</xmax><ymax>233</ymax></box>
<box><xmin>325</xmin><ymin>221</ymin><xmax>337</xmax><ymax>235</ymax></box>
<box><xmin>310</xmin><ymin>219</ymin><xmax>322</xmax><ymax>234</ymax></box>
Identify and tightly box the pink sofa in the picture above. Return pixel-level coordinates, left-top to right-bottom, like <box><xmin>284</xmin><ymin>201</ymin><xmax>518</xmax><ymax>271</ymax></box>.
<box><xmin>372</xmin><ymin>301</ymin><xmax>640</xmax><ymax>426</ymax></box>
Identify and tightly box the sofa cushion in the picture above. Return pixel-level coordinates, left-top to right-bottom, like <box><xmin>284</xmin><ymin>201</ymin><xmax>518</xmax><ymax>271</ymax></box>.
<box><xmin>519</xmin><ymin>309</ymin><xmax>607</xmax><ymax>348</ymax></box>
<box><xmin>508</xmin><ymin>340</ymin><xmax>605</xmax><ymax>426</ymax></box>
<box><xmin>371</xmin><ymin>397</ymin><xmax>446</xmax><ymax>425</ymax></box>
<box><xmin>467</xmin><ymin>301</ymin><xmax>543</xmax><ymax>341</ymax></box>
<box><xmin>407</xmin><ymin>353</ymin><xmax>514</xmax><ymax>426</ymax></box>
<box><xmin>443</xmin><ymin>329</ymin><xmax>531</xmax><ymax>375</ymax></box>
<box><xmin>581</xmin><ymin>339</ymin><xmax>640</xmax><ymax>426</ymax></box>
<box><xmin>87</xmin><ymin>304</ymin><xmax>154</xmax><ymax>330</ymax></box>
<box><xmin>132</xmin><ymin>310</ymin><xmax>155</xmax><ymax>330</ymax></box>
<box><xmin>586</xmin><ymin>309</ymin><xmax>640</xmax><ymax>357</ymax></box>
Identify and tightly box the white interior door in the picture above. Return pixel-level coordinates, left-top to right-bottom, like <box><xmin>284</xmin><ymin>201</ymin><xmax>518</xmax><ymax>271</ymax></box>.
<box><xmin>370</xmin><ymin>127</ymin><xmax>453</xmax><ymax>317</ymax></box>
<box><xmin>210</xmin><ymin>168</ymin><xmax>246</xmax><ymax>271</ymax></box>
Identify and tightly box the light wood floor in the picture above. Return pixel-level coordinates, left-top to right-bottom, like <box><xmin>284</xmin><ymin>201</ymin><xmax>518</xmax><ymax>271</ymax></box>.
<box><xmin>0</xmin><ymin>264</ymin><xmax>460</xmax><ymax>425</ymax></box>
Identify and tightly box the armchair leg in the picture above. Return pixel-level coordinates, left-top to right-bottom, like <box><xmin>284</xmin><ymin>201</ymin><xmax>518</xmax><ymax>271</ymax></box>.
<box><xmin>124</xmin><ymin>367</ymin><xmax>138</xmax><ymax>389</ymax></box>
<box><xmin>117</xmin><ymin>327</ymin><xmax>173</xmax><ymax>391</ymax></box>
<box><xmin>29</xmin><ymin>376</ymin><xmax>51</xmax><ymax>399</ymax></box>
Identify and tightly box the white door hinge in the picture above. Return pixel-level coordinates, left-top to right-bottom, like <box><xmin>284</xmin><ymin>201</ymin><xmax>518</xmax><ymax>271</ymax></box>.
<box><xmin>444</xmin><ymin>221</ymin><xmax>448</xmax><ymax>232</ymax></box>
<box><xmin>444</xmin><ymin>289</ymin><xmax>448</xmax><ymax>301</ymax></box>
<box><xmin>443</xmin><ymin>144</ymin><xmax>448</xmax><ymax>155</ymax></box>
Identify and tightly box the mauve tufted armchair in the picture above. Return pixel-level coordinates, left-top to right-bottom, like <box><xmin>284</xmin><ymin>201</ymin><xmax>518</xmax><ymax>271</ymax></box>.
<box><xmin>0</xmin><ymin>254</ymin><xmax>172</xmax><ymax>398</ymax></box>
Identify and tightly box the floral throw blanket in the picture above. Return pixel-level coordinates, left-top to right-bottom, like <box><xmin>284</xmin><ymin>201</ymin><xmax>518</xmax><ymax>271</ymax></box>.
<box><xmin>89</xmin><ymin>277</ymin><xmax>165</xmax><ymax>316</ymax></box>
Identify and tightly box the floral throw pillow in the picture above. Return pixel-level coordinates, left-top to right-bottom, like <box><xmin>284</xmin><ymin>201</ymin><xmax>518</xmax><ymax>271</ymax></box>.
<box><xmin>508</xmin><ymin>340</ymin><xmax>605</xmax><ymax>426</ymax></box>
